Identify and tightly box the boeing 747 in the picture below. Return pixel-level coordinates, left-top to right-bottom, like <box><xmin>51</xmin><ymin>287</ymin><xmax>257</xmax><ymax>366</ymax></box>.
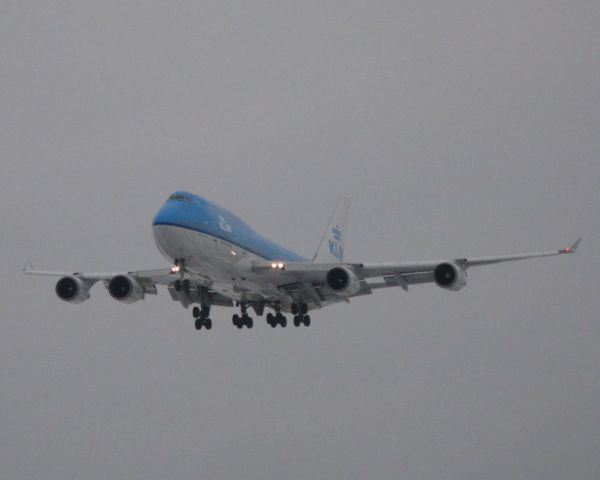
<box><xmin>24</xmin><ymin>192</ymin><xmax>580</xmax><ymax>330</ymax></box>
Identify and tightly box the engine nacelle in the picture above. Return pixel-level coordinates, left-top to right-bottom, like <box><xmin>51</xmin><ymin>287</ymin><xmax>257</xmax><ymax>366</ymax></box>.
<box><xmin>325</xmin><ymin>266</ymin><xmax>361</xmax><ymax>297</ymax></box>
<box><xmin>55</xmin><ymin>276</ymin><xmax>90</xmax><ymax>304</ymax></box>
<box><xmin>108</xmin><ymin>275</ymin><xmax>145</xmax><ymax>304</ymax></box>
<box><xmin>434</xmin><ymin>262</ymin><xmax>467</xmax><ymax>291</ymax></box>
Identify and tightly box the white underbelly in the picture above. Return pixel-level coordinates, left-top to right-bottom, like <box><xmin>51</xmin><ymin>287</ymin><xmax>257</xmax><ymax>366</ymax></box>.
<box><xmin>152</xmin><ymin>224</ymin><xmax>287</xmax><ymax>303</ymax></box>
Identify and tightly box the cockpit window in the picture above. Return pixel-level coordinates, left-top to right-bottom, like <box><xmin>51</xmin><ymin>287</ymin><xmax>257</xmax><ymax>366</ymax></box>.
<box><xmin>167</xmin><ymin>194</ymin><xmax>192</xmax><ymax>202</ymax></box>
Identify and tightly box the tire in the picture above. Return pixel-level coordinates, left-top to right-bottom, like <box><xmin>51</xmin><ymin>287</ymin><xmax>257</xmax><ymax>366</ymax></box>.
<box><xmin>304</xmin><ymin>315</ymin><xmax>311</xmax><ymax>327</ymax></box>
<box><xmin>293</xmin><ymin>316</ymin><xmax>300</xmax><ymax>327</ymax></box>
<box><xmin>192</xmin><ymin>306</ymin><xmax>200</xmax><ymax>318</ymax></box>
<box><xmin>195</xmin><ymin>318</ymin><xmax>203</xmax><ymax>330</ymax></box>
<box><xmin>205</xmin><ymin>318</ymin><xmax>212</xmax><ymax>330</ymax></box>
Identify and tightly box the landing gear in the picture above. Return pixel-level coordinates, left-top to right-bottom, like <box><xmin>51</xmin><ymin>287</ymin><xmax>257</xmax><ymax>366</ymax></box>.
<box><xmin>195</xmin><ymin>317</ymin><xmax>212</xmax><ymax>330</ymax></box>
<box><xmin>190</xmin><ymin>301</ymin><xmax>311</xmax><ymax>330</ymax></box>
<box><xmin>291</xmin><ymin>302</ymin><xmax>311</xmax><ymax>327</ymax></box>
<box><xmin>266</xmin><ymin>312</ymin><xmax>287</xmax><ymax>328</ymax></box>
<box><xmin>291</xmin><ymin>302</ymin><xmax>308</xmax><ymax>315</ymax></box>
<box><xmin>293</xmin><ymin>315</ymin><xmax>311</xmax><ymax>326</ymax></box>
<box><xmin>232</xmin><ymin>313</ymin><xmax>253</xmax><ymax>329</ymax></box>
<box><xmin>193</xmin><ymin>304</ymin><xmax>212</xmax><ymax>330</ymax></box>
<box><xmin>233</xmin><ymin>303</ymin><xmax>253</xmax><ymax>329</ymax></box>
<box><xmin>175</xmin><ymin>279</ymin><xmax>192</xmax><ymax>293</ymax></box>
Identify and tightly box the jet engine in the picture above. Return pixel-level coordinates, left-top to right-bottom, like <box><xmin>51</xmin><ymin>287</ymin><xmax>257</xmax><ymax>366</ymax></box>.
<box><xmin>55</xmin><ymin>276</ymin><xmax>90</xmax><ymax>304</ymax></box>
<box><xmin>434</xmin><ymin>262</ymin><xmax>467</xmax><ymax>291</ymax></box>
<box><xmin>325</xmin><ymin>266</ymin><xmax>361</xmax><ymax>296</ymax></box>
<box><xmin>108</xmin><ymin>275</ymin><xmax>145</xmax><ymax>303</ymax></box>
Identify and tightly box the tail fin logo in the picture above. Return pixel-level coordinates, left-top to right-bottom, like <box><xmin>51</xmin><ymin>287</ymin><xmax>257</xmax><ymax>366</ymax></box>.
<box><xmin>329</xmin><ymin>225</ymin><xmax>343</xmax><ymax>261</ymax></box>
<box><xmin>332</xmin><ymin>225</ymin><xmax>342</xmax><ymax>242</ymax></box>
<box><xmin>313</xmin><ymin>196</ymin><xmax>350</xmax><ymax>263</ymax></box>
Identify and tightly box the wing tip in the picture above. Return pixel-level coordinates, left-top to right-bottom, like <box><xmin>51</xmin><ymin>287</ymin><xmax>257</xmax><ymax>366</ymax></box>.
<box><xmin>22</xmin><ymin>257</ymin><xmax>34</xmax><ymax>273</ymax></box>
<box><xmin>560</xmin><ymin>237</ymin><xmax>582</xmax><ymax>254</ymax></box>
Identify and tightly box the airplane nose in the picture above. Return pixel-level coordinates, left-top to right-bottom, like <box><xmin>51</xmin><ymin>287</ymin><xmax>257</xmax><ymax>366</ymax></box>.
<box><xmin>153</xmin><ymin>202</ymin><xmax>178</xmax><ymax>226</ymax></box>
<box><xmin>153</xmin><ymin>196</ymin><xmax>195</xmax><ymax>227</ymax></box>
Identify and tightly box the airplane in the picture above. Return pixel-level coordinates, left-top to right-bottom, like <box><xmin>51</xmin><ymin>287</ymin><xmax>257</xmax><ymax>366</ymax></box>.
<box><xmin>24</xmin><ymin>191</ymin><xmax>581</xmax><ymax>331</ymax></box>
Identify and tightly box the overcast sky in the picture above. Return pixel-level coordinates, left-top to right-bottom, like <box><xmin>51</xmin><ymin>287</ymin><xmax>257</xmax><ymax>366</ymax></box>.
<box><xmin>1</xmin><ymin>2</ymin><xmax>599</xmax><ymax>479</ymax></box>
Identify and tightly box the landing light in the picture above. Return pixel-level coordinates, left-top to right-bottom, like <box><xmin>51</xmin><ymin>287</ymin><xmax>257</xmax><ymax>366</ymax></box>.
<box><xmin>171</xmin><ymin>265</ymin><xmax>181</xmax><ymax>273</ymax></box>
<box><xmin>271</xmin><ymin>262</ymin><xmax>285</xmax><ymax>270</ymax></box>
<box><xmin>564</xmin><ymin>247</ymin><xmax>571</xmax><ymax>253</ymax></box>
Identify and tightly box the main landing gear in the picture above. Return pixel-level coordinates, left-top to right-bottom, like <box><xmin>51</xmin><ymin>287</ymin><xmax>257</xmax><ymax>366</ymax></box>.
<box><xmin>291</xmin><ymin>302</ymin><xmax>311</xmax><ymax>327</ymax></box>
<box><xmin>232</xmin><ymin>303</ymin><xmax>253</xmax><ymax>329</ymax></box>
<box><xmin>193</xmin><ymin>304</ymin><xmax>212</xmax><ymax>330</ymax></box>
<box><xmin>266</xmin><ymin>312</ymin><xmax>287</xmax><ymax>328</ymax></box>
<box><xmin>293</xmin><ymin>314</ymin><xmax>311</xmax><ymax>327</ymax></box>
<box><xmin>190</xmin><ymin>301</ymin><xmax>312</xmax><ymax>331</ymax></box>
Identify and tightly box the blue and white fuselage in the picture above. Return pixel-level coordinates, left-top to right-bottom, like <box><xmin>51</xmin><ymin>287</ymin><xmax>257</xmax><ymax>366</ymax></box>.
<box><xmin>152</xmin><ymin>191</ymin><xmax>310</xmax><ymax>308</ymax></box>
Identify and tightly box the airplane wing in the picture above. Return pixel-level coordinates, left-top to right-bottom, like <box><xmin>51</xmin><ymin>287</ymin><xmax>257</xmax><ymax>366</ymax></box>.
<box><xmin>22</xmin><ymin>260</ymin><xmax>234</xmax><ymax>307</ymax></box>
<box><xmin>23</xmin><ymin>238</ymin><xmax>580</xmax><ymax>312</ymax></box>
<box><xmin>358</xmin><ymin>237</ymin><xmax>581</xmax><ymax>284</ymax></box>
<box><xmin>23</xmin><ymin>259</ymin><xmax>176</xmax><ymax>285</ymax></box>
<box><xmin>271</xmin><ymin>238</ymin><xmax>581</xmax><ymax>304</ymax></box>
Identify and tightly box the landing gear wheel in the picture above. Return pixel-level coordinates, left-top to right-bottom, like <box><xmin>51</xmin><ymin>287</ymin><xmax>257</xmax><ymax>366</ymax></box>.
<box><xmin>243</xmin><ymin>314</ymin><xmax>253</xmax><ymax>329</ymax></box>
<box><xmin>280</xmin><ymin>316</ymin><xmax>287</xmax><ymax>328</ymax></box>
<box><xmin>300</xmin><ymin>303</ymin><xmax>308</xmax><ymax>315</ymax></box>
<box><xmin>174</xmin><ymin>279</ymin><xmax>182</xmax><ymax>292</ymax></box>
<box><xmin>195</xmin><ymin>316</ymin><xmax>212</xmax><ymax>330</ymax></box>
<box><xmin>266</xmin><ymin>313</ymin><xmax>276</xmax><ymax>327</ymax></box>
<box><xmin>233</xmin><ymin>314</ymin><xmax>242</xmax><ymax>329</ymax></box>
<box><xmin>291</xmin><ymin>303</ymin><xmax>299</xmax><ymax>315</ymax></box>
<box><xmin>293</xmin><ymin>316</ymin><xmax>301</xmax><ymax>327</ymax></box>
<box><xmin>303</xmin><ymin>315</ymin><xmax>311</xmax><ymax>327</ymax></box>
<box><xmin>192</xmin><ymin>306</ymin><xmax>201</xmax><ymax>318</ymax></box>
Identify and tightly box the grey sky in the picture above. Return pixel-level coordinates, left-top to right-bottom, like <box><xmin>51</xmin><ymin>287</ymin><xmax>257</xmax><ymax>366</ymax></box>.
<box><xmin>2</xmin><ymin>1</ymin><xmax>599</xmax><ymax>479</ymax></box>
